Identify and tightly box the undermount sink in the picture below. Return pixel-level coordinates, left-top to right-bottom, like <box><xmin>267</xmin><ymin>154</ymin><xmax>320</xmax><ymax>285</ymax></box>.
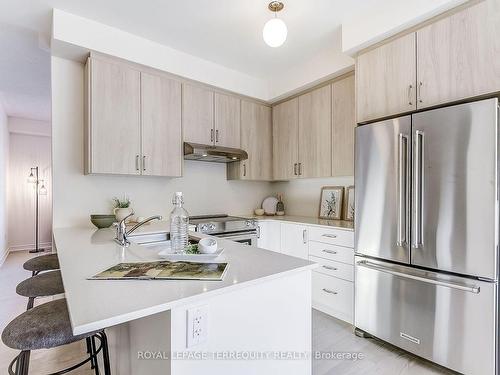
<box><xmin>128</xmin><ymin>232</ymin><xmax>170</xmax><ymax>245</ymax></box>
<box><xmin>128</xmin><ymin>232</ymin><xmax>199</xmax><ymax>251</ymax></box>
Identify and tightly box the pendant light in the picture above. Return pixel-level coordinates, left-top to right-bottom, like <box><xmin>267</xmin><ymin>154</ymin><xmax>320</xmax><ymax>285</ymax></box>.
<box><xmin>263</xmin><ymin>1</ymin><xmax>287</xmax><ymax>48</ymax></box>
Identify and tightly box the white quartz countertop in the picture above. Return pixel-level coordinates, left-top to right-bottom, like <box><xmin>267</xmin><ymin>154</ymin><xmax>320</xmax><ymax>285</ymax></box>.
<box><xmin>54</xmin><ymin>222</ymin><xmax>315</xmax><ymax>335</ymax></box>
<box><xmin>238</xmin><ymin>214</ymin><xmax>354</xmax><ymax>231</ymax></box>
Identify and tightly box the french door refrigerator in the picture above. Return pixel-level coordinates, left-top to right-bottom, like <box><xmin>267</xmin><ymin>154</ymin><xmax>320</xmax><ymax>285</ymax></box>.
<box><xmin>354</xmin><ymin>98</ymin><xmax>499</xmax><ymax>375</ymax></box>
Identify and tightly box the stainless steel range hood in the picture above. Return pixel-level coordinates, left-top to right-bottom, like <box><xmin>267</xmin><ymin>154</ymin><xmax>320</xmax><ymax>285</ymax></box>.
<box><xmin>183</xmin><ymin>142</ymin><xmax>248</xmax><ymax>163</ymax></box>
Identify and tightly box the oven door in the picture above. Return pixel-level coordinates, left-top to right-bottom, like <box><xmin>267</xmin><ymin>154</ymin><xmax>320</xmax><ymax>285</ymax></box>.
<box><xmin>214</xmin><ymin>232</ymin><xmax>257</xmax><ymax>246</ymax></box>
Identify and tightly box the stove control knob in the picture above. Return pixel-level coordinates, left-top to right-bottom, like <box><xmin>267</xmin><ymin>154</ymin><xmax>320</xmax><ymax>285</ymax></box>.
<box><xmin>245</xmin><ymin>220</ymin><xmax>255</xmax><ymax>227</ymax></box>
<box><xmin>209</xmin><ymin>223</ymin><xmax>216</xmax><ymax>231</ymax></box>
<box><xmin>200</xmin><ymin>224</ymin><xmax>208</xmax><ymax>232</ymax></box>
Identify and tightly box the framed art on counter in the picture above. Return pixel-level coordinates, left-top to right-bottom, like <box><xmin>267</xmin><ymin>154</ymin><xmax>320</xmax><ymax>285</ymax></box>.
<box><xmin>319</xmin><ymin>186</ymin><xmax>344</xmax><ymax>220</ymax></box>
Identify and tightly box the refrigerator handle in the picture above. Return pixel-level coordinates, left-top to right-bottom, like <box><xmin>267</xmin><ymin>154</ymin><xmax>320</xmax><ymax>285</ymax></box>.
<box><xmin>356</xmin><ymin>260</ymin><xmax>480</xmax><ymax>294</ymax></box>
<box><xmin>413</xmin><ymin>130</ymin><xmax>425</xmax><ymax>248</ymax></box>
<box><xmin>397</xmin><ymin>133</ymin><xmax>408</xmax><ymax>247</ymax></box>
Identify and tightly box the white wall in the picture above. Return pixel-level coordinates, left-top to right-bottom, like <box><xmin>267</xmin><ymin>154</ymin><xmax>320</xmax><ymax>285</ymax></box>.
<box><xmin>268</xmin><ymin>30</ymin><xmax>354</xmax><ymax>101</ymax></box>
<box><xmin>272</xmin><ymin>176</ymin><xmax>354</xmax><ymax>218</ymax></box>
<box><xmin>8</xmin><ymin>118</ymin><xmax>52</xmax><ymax>251</ymax></box>
<box><xmin>51</xmin><ymin>9</ymin><xmax>269</xmax><ymax>101</ymax></box>
<box><xmin>341</xmin><ymin>0</ymin><xmax>468</xmax><ymax>54</ymax></box>
<box><xmin>0</xmin><ymin>101</ymin><xmax>9</xmax><ymax>265</ymax></box>
<box><xmin>51</xmin><ymin>56</ymin><xmax>272</xmax><ymax>228</ymax></box>
<box><xmin>8</xmin><ymin>117</ymin><xmax>51</xmax><ymax>137</ymax></box>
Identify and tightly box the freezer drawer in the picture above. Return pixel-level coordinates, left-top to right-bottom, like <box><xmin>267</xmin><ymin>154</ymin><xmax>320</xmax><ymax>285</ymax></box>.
<box><xmin>355</xmin><ymin>256</ymin><xmax>497</xmax><ymax>375</ymax></box>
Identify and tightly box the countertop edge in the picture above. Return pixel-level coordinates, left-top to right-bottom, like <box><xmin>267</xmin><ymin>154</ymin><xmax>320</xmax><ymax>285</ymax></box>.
<box><xmin>70</xmin><ymin>263</ymin><xmax>317</xmax><ymax>335</ymax></box>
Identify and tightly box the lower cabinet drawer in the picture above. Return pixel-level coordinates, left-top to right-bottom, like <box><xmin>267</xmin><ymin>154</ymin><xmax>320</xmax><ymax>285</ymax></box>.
<box><xmin>309</xmin><ymin>241</ymin><xmax>354</xmax><ymax>265</ymax></box>
<box><xmin>308</xmin><ymin>226</ymin><xmax>354</xmax><ymax>247</ymax></box>
<box><xmin>312</xmin><ymin>271</ymin><xmax>353</xmax><ymax>324</ymax></box>
<box><xmin>309</xmin><ymin>255</ymin><xmax>354</xmax><ymax>282</ymax></box>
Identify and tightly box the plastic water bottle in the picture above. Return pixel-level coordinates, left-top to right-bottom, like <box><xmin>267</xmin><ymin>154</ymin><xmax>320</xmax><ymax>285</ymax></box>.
<box><xmin>170</xmin><ymin>192</ymin><xmax>189</xmax><ymax>253</ymax></box>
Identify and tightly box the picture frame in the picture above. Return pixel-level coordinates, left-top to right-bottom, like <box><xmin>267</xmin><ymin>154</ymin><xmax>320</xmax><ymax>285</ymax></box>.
<box><xmin>319</xmin><ymin>186</ymin><xmax>344</xmax><ymax>220</ymax></box>
<box><xmin>344</xmin><ymin>185</ymin><xmax>355</xmax><ymax>221</ymax></box>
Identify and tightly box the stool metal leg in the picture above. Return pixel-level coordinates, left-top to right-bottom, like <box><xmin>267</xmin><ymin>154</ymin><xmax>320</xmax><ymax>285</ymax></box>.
<box><xmin>91</xmin><ymin>336</ymin><xmax>100</xmax><ymax>375</ymax></box>
<box><xmin>21</xmin><ymin>351</ymin><xmax>30</xmax><ymax>375</ymax></box>
<box><xmin>26</xmin><ymin>297</ymin><xmax>34</xmax><ymax>310</ymax></box>
<box><xmin>101</xmin><ymin>331</ymin><xmax>111</xmax><ymax>375</ymax></box>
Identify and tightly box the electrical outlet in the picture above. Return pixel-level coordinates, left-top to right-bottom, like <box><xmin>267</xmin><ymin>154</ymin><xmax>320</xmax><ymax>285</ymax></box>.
<box><xmin>186</xmin><ymin>305</ymin><xmax>208</xmax><ymax>348</ymax></box>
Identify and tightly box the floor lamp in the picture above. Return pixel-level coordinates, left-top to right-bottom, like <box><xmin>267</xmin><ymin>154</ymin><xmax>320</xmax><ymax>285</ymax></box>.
<box><xmin>27</xmin><ymin>167</ymin><xmax>47</xmax><ymax>253</ymax></box>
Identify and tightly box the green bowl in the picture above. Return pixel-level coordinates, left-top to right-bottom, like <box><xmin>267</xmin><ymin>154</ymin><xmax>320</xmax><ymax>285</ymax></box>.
<box><xmin>90</xmin><ymin>214</ymin><xmax>116</xmax><ymax>229</ymax></box>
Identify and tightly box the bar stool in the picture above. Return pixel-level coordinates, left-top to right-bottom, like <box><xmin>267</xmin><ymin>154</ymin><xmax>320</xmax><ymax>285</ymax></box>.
<box><xmin>16</xmin><ymin>271</ymin><xmax>98</xmax><ymax>370</ymax></box>
<box><xmin>16</xmin><ymin>270</ymin><xmax>64</xmax><ymax>310</ymax></box>
<box><xmin>23</xmin><ymin>254</ymin><xmax>59</xmax><ymax>276</ymax></box>
<box><xmin>1</xmin><ymin>298</ymin><xmax>111</xmax><ymax>375</ymax></box>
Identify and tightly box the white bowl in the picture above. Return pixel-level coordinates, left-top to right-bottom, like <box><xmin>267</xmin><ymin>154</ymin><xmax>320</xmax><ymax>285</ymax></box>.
<box><xmin>254</xmin><ymin>208</ymin><xmax>265</xmax><ymax>216</ymax></box>
<box><xmin>198</xmin><ymin>238</ymin><xmax>218</xmax><ymax>254</ymax></box>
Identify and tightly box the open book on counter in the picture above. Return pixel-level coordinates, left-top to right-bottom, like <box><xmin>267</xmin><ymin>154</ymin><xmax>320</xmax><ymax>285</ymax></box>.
<box><xmin>89</xmin><ymin>260</ymin><xmax>228</xmax><ymax>281</ymax></box>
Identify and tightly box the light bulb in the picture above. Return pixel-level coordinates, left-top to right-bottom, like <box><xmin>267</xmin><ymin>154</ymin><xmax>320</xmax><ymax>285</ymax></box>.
<box><xmin>263</xmin><ymin>18</ymin><xmax>287</xmax><ymax>47</ymax></box>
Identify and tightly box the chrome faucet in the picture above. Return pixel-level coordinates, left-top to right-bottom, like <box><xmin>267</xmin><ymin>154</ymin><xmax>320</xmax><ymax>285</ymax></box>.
<box><xmin>115</xmin><ymin>213</ymin><xmax>163</xmax><ymax>246</ymax></box>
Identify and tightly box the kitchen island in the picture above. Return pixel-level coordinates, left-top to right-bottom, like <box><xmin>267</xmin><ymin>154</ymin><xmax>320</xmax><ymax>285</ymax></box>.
<box><xmin>53</xmin><ymin>222</ymin><xmax>315</xmax><ymax>375</ymax></box>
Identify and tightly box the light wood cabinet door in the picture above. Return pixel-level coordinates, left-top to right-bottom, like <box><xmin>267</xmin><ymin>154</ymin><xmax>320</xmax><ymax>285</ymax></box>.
<box><xmin>298</xmin><ymin>85</ymin><xmax>332</xmax><ymax>178</ymax></box>
<box><xmin>182</xmin><ymin>84</ymin><xmax>214</xmax><ymax>145</ymax></box>
<box><xmin>87</xmin><ymin>58</ymin><xmax>141</xmax><ymax>175</ymax></box>
<box><xmin>332</xmin><ymin>75</ymin><xmax>355</xmax><ymax>177</ymax></box>
<box><xmin>242</xmin><ymin>102</ymin><xmax>272</xmax><ymax>180</ymax></box>
<box><xmin>356</xmin><ymin>33</ymin><xmax>417</xmax><ymax>123</ymax></box>
<box><xmin>228</xmin><ymin>101</ymin><xmax>272</xmax><ymax>180</ymax></box>
<box><xmin>215</xmin><ymin>93</ymin><xmax>240</xmax><ymax>148</ymax></box>
<box><xmin>272</xmin><ymin>98</ymin><xmax>299</xmax><ymax>180</ymax></box>
<box><xmin>141</xmin><ymin>73</ymin><xmax>182</xmax><ymax>177</ymax></box>
<box><xmin>417</xmin><ymin>1</ymin><xmax>500</xmax><ymax>109</ymax></box>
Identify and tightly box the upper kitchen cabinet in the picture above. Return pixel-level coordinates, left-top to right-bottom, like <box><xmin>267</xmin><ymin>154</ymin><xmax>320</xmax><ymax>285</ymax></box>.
<box><xmin>227</xmin><ymin>101</ymin><xmax>272</xmax><ymax>181</ymax></box>
<box><xmin>182</xmin><ymin>84</ymin><xmax>214</xmax><ymax>145</ymax></box>
<box><xmin>298</xmin><ymin>85</ymin><xmax>332</xmax><ymax>178</ymax></box>
<box><xmin>356</xmin><ymin>33</ymin><xmax>417</xmax><ymax>123</ymax></box>
<box><xmin>85</xmin><ymin>57</ymin><xmax>142</xmax><ymax>175</ymax></box>
<box><xmin>332</xmin><ymin>74</ymin><xmax>355</xmax><ymax>176</ymax></box>
<box><xmin>416</xmin><ymin>1</ymin><xmax>500</xmax><ymax>109</ymax></box>
<box><xmin>141</xmin><ymin>72</ymin><xmax>182</xmax><ymax>177</ymax></box>
<box><xmin>273</xmin><ymin>98</ymin><xmax>299</xmax><ymax>180</ymax></box>
<box><xmin>214</xmin><ymin>93</ymin><xmax>241</xmax><ymax>149</ymax></box>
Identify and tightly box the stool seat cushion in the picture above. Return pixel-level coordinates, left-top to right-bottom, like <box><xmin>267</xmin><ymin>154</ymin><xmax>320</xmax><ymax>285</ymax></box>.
<box><xmin>1</xmin><ymin>298</ymin><xmax>95</xmax><ymax>351</ymax></box>
<box><xmin>23</xmin><ymin>254</ymin><xmax>59</xmax><ymax>272</ymax></box>
<box><xmin>16</xmin><ymin>270</ymin><xmax>64</xmax><ymax>298</ymax></box>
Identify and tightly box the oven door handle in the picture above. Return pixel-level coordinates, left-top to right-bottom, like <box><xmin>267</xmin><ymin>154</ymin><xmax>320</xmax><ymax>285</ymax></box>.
<box><xmin>214</xmin><ymin>232</ymin><xmax>257</xmax><ymax>240</ymax></box>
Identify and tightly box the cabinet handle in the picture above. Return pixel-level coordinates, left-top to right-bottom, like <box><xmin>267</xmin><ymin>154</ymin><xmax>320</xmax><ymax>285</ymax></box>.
<box><xmin>293</xmin><ymin>163</ymin><xmax>298</xmax><ymax>176</ymax></box>
<box><xmin>322</xmin><ymin>234</ymin><xmax>337</xmax><ymax>239</ymax></box>
<box><xmin>322</xmin><ymin>265</ymin><xmax>338</xmax><ymax>271</ymax></box>
<box><xmin>322</xmin><ymin>249</ymin><xmax>337</xmax><ymax>255</ymax></box>
<box><xmin>135</xmin><ymin>155</ymin><xmax>140</xmax><ymax>171</ymax></box>
<box><xmin>418</xmin><ymin>82</ymin><xmax>423</xmax><ymax>103</ymax></box>
<box><xmin>243</xmin><ymin>163</ymin><xmax>246</xmax><ymax>177</ymax></box>
<box><xmin>298</xmin><ymin>163</ymin><xmax>302</xmax><ymax>176</ymax></box>
<box><xmin>142</xmin><ymin>155</ymin><xmax>146</xmax><ymax>171</ymax></box>
<box><xmin>407</xmin><ymin>84</ymin><xmax>413</xmax><ymax>106</ymax></box>
<box><xmin>322</xmin><ymin>288</ymin><xmax>338</xmax><ymax>295</ymax></box>
<box><xmin>215</xmin><ymin>129</ymin><xmax>219</xmax><ymax>143</ymax></box>
<box><xmin>210</xmin><ymin>129</ymin><xmax>214</xmax><ymax>143</ymax></box>
<box><xmin>302</xmin><ymin>229</ymin><xmax>307</xmax><ymax>244</ymax></box>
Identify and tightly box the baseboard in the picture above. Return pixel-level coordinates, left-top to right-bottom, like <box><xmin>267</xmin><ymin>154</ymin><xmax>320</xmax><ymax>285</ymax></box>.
<box><xmin>8</xmin><ymin>242</ymin><xmax>53</xmax><ymax>252</ymax></box>
<box><xmin>0</xmin><ymin>248</ymin><xmax>9</xmax><ymax>268</ymax></box>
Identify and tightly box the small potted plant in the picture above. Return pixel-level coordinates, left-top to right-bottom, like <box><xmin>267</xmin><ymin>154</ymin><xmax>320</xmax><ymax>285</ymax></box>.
<box><xmin>112</xmin><ymin>196</ymin><xmax>133</xmax><ymax>222</ymax></box>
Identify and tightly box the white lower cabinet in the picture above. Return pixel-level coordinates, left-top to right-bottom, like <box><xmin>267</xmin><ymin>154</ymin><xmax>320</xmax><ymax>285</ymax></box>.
<box><xmin>256</xmin><ymin>221</ymin><xmax>281</xmax><ymax>253</ymax></box>
<box><xmin>312</xmin><ymin>271</ymin><xmax>353</xmax><ymax>324</ymax></box>
<box><xmin>280</xmin><ymin>223</ymin><xmax>309</xmax><ymax>260</ymax></box>
<box><xmin>256</xmin><ymin>220</ymin><xmax>354</xmax><ymax>324</ymax></box>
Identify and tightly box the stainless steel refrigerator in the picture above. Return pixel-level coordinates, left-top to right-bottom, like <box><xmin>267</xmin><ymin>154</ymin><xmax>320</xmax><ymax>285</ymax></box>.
<box><xmin>354</xmin><ymin>98</ymin><xmax>499</xmax><ymax>375</ymax></box>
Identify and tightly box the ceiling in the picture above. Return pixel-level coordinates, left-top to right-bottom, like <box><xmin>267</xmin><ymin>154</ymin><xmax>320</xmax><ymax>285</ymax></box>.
<box><xmin>0</xmin><ymin>0</ymin><xmax>453</xmax><ymax>120</ymax></box>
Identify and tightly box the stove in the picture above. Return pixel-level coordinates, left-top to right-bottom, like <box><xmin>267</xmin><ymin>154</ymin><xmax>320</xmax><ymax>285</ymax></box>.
<box><xmin>189</xmin><ymin>214</ymin><xmax>259</xmax><ymax>246</ymax></box>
